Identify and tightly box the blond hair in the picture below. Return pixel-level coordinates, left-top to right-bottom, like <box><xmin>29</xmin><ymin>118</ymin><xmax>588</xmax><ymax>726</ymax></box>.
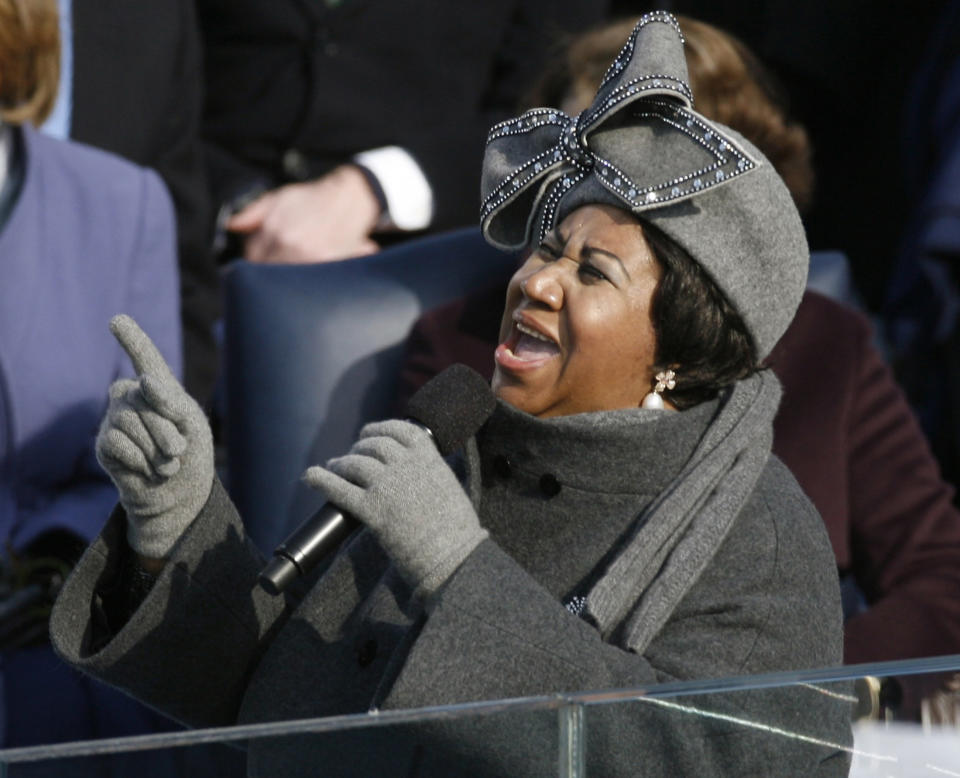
<box><xmin>0</xmin><ymin>0</ymin><xmax>60</xmax><ymax>126</ymax></box>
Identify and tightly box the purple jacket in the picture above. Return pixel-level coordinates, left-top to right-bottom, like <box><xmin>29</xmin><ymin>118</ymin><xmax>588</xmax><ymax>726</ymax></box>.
<box><xmin>0</xmin><ymin>124</ymin><xmax>181</xmax><ymax>551</ymax></box>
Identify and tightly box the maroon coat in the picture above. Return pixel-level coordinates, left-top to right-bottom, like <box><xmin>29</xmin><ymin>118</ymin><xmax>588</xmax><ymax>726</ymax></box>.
<box><xmin>398</xmin><ymin>288</ymin><xmax>960</xmax><ymax>665</ymax></box>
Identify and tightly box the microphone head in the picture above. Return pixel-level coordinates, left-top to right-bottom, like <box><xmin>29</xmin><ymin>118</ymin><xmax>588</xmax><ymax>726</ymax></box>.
<box><xmin>404</xmin><ymin>364</ymin><xmax>496</xmax><ymax>455</ymax></box>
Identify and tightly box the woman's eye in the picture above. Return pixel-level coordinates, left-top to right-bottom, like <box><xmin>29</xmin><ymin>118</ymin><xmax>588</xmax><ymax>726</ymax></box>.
<box><xmin>538</xmin><ymin>242</ymin><xmax>561</xmax><ymax>259</ymax></box>
<box><xmin>578</xmin><ymin>263</ymin><xmax>607</xmax><ymax>281</ymax></box>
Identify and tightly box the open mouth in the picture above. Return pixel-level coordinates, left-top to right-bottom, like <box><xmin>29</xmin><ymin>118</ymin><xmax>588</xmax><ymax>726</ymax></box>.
<box><xmin>495</xmin><ymin>317</ymin><xmax>561</xmax><ymax>369</ymax></box>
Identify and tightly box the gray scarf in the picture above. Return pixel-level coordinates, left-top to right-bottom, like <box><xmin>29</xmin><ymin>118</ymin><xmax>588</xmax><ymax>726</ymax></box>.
<box><xmin>585</xmin><ymin>370</ymin><xmax>782</xmax><ymax>653</ymax></box>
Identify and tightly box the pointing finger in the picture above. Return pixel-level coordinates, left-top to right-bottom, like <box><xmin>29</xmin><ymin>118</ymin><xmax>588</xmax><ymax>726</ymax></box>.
<box><xmin>110</xmin><ymin>315</ymin><xmax>176</xmax><ymax>383</ymax></box>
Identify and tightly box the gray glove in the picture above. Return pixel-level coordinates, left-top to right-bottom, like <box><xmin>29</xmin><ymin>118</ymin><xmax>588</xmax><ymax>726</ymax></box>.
<box><xmin>303</xmin><ymin>419</ymin><xmax>488</xmax><ymax>597</ymax></box>
<box><xmin>95</xmin><ymin>315</ymin><xmax>214</xmax><ymax>559</ymax></box>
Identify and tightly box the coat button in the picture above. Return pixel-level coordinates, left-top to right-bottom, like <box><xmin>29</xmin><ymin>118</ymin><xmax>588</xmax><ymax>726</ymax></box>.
<box><xmin>493</xmin><ymin>455</ymin><xmax>512</xmax><ymax>478</ymax></box>
<box><xmin>282</xmin><ymin>148</ymin><xmax>310</xmax><ymax>180</ymax></box>
<box><xmin>355</xmin><ymin>638</ymin><xmax>378</xmax><ymax>668</ymax></box>
<box><xmin>539</xmin><ymin>473</ymin><xmax>561</xmax><ymax>497</ymax></box>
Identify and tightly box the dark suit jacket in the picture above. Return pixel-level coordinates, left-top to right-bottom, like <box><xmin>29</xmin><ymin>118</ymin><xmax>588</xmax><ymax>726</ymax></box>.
<box><xmin>397</xmin><ymin>287</ymin><xmax>960</xmax><ymax>667</ymax></box>
<box><xmin>197</xmin><ymin>0</ymin><xmax>610</xmax><ymax>230</ymax></box>
<box><xmin>69</xmin><ymin>0</ymin><xmax>220</xmax><ymax>403</ymax></box>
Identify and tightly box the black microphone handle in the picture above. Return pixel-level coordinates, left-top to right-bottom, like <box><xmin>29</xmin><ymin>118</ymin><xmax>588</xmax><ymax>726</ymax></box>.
<box><xmin>257</xmin><ymin>421</ymin><xmax>435</xmax><ymax>595</ymax></box>
<box><xmin>258</xmin><ymin>504</ymin><xmax>358</xmax><ymax>595</ymax></box>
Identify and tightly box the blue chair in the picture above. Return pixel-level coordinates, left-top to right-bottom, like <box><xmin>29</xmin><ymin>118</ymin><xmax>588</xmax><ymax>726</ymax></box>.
<box><xmin>222</xmin><ymin>227</ymin><xmax>518</xmax><ymax>552</ymax></box>
<box><xmin>807</xmin><ymin>249</ymin><xmax>862</xmax><ymax>311</ymax></box>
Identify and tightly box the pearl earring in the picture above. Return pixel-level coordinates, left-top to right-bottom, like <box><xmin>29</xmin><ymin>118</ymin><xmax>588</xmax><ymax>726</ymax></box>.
<box><xmin>641</xmin><ymin>369</ymin><xmax>676</xmax><ymax>410</ymax></box>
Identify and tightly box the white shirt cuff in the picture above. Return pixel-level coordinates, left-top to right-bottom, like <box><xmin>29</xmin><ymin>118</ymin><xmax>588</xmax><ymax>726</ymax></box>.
<box><xmin>352</xmin><ymin>146</ymin><xmax>434</xmax><ymax>231</ymax></box>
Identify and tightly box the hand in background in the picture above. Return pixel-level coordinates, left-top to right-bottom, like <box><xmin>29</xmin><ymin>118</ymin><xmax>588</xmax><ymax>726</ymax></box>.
<box><xmin>302</xmin><ymin>420</ymin><xmax>488</xmax><ymax>597</ymax></box>
<box><xmin>227</xmin><ymin>165</ymin><xmax>381</xmax><ymax>264</ymax></box>
<box><xmin>95</xmin><ymin>315</ymin><xmax>214</xmax><ymax>565</ymax></box>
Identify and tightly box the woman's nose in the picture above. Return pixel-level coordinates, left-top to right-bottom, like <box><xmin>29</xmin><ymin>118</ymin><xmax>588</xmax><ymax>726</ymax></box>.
<box><xmin>521</xmin><ymin>265</ymin><xmax>564</xmax><ymax>309</ymax></box>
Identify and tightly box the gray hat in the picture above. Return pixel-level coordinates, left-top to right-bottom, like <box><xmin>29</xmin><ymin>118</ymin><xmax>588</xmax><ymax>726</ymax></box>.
<box><xmin>479</xmin><ymin>11</ymin><xmax>808</xmax><ymax>359</ymax></box>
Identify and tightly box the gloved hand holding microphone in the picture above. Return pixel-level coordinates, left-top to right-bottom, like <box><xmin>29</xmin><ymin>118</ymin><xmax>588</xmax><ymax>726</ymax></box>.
<box><xmin>97</xmin><ymin>313</ymin><xmax>492</xmax><ymax>593</ymax></box>
<box><xmin>258</xmin><ymin>362</ymin><xmax>496</xmax><ymax>596</ymax></box>
<box><xmin>302</xmin><ymin>418</ymin><xmax>489</xmax><ymax>598</ymax></box>
<box><xmin>95</xmin><ymin>315</ymin><xmax>214</xmax><ymax>567</ymax></box>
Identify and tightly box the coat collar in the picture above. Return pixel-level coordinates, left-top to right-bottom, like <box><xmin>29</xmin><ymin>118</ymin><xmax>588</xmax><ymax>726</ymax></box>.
<box><xmin>472</xmin><ymin>398</ymin><xmax>719</xmax><ymax>496</ymax></box>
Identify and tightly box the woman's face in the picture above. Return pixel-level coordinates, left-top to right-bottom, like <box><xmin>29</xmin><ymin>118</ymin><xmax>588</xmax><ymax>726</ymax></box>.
<box><xmin>492</xmin><ymin>204</ymin><xmax>662</xmax><ymax>418</ymax></box>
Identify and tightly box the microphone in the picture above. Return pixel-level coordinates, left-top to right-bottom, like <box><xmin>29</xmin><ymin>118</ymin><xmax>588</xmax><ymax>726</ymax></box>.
<box><xmin>258</xmin><ymin>364</ymin><xmax>496</xmax><ymax>595</ymax></box>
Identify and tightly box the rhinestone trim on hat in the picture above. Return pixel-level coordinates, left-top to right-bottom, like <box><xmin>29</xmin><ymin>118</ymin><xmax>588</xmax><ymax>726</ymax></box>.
<box><xmin>479</xmin><ymin>10</ymin><xmax>760</xmax><ymax>250</ymax></box>
<box><xmin>599</xmin><ymin>10</ymin><xmax>685</xmax><ymax>92</ymax></box>
<box><xmin>481</xmin><ymin>111</ymin><xmax>593</xmax><ymax>222</ymax></box>
<box><xmin>582</xmin><ymin>74</ymin><xmax>693</xmax><ymax>129</ymax></box>
<box><xmin>535</xmin><ymin>168</ymin><xmax>588</xmax><ymax>244</ymax></box>
<box><xmin>482</xmin><ymin>98</ymin><xmax>757</xmax><ymax>245</ymax></box>
<box><xmin>479</xmin><ymin>146</ymin><xmax>568</xmax><ymax>220</ymax></box>
<box><xmin>589</xmin><ymin>99</ymin><xmax>756</xmax><ymax>211</ymax></box>
<box><xmin>486</xmin><ymin>107</ymin><xmax>567</xmax><ymax>143</ymax></box>
<box><xmin>560</xmin><ymin>116</ymin><xmax>592</xmax><ymax>169</ymax></box>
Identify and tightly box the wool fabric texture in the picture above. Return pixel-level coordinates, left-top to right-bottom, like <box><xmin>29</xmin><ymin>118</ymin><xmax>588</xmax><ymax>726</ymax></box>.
<box><xmin>465</xmin><ymin>371</ymin><xmax>782</xmax><ymax>651</ymax></box>
<box><xmin>479</xmin><ymin>11</ymin><xmax>808</xmax><ymax>359</ymax></box>
<box><xmin>95</xmin><ymin>315</ymin><xmax>213</xmax><ymax>558</ymax></box>
<box><xmin>467</xmin><ymin>397</ymin><xmax>722</xmax><ymax>602</ymax></box>
<box><xmin>586</xmin><ymin>370</ymin><xmax>781</xmax><ymax>650</ymax></box>
<box><xmin>303</xmin><ymin>419</ymin><xmax>489</xmax><ymax>597</ymax></box>
<box><xmin>50</xmin><ymin>391</ymin><xmax>850</xmax><ymax>775</ymax></box>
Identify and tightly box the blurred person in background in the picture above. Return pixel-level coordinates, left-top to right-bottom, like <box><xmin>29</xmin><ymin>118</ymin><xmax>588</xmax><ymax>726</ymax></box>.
<box><xmin>0</xmin><ymin>1</ymin><xmax>235</xmax><ymax>773</ymax></box>
<box><xmin>40</xmin><ymin>0</ymin><xmax>219</xmax><ymax>406</ymax></box>
<box><xmin>657</xmin><ymin>0</ymin><xmax>960</xmax><ymax>511</ymax></box>
<box><xmin>198</xmin><ymin>0</ymin><xmax>610</xmax><ymax>265</ymax></box>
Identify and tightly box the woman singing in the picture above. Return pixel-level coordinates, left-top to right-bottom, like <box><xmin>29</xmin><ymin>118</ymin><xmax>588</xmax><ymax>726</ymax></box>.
<box><xmin>52</xmin><ymin>12</ymin><xmax>851</xmax><ymax>776</ymax></box>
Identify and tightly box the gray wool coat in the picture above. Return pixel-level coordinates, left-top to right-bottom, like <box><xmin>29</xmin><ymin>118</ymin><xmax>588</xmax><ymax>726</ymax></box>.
<box><xmin>51</xmin><ymin>400</ymin><xmax>852</xmax><ymax>776</ymax></box>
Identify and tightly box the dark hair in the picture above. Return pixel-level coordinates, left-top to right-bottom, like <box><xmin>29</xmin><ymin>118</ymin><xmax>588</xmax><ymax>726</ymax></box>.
<box><xmin>643</xmin><ymin>223</ymin><xmax>760</xmax><ymax>409</ymax></box>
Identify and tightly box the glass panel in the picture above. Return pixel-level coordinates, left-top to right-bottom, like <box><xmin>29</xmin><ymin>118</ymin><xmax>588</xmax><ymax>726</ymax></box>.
<box><xmin>558</xmin><ymin>703</ymin><xmax>586</xmax><ymax>778</ymax></box>
<box><xmin>576</xmin><ymin>655</ymin><xmax>960</xmax><ymax>777</ymax></box>
<box><xmin>2</xmin><ymin>656</ymin><xmax>958</xmax><ymax>777</ymax></box>
<box><xmin>0</xmin><ymin>742</ymin><xmax>245</xmax><ymax>778</ymax></box>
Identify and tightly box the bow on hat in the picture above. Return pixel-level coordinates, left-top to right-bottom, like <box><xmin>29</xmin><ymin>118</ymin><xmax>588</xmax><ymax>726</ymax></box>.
<box><xmin>479</xmin><ymin>10</ymin><xmax>760</xmax><ymax>251</ymax></box>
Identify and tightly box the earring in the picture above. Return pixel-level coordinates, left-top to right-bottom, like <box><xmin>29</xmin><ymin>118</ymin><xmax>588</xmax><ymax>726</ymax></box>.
<box><xmin>641</xmin><ymin>369</ymin><xmax>676</xmax><ymax>410</ymax></box>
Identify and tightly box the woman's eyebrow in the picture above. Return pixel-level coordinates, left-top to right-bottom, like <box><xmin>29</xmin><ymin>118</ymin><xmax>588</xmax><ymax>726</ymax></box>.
<box><xmin>581</xmin><ymin>244</ymin><xmax>631</xmax><ymax>280</ymax></box>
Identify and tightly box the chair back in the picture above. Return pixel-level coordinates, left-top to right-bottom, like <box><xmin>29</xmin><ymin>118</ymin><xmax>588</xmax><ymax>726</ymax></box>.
<box><xmin>223</xmin><ymin>227</ymin><xmax>517</xmax><ymax>551</ymax></box>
